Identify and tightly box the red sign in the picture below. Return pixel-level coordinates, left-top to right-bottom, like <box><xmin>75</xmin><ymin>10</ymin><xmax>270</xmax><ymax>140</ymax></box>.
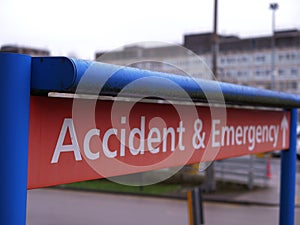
<box><xmin>28</xmin><ymin>96</ymin><xmax>290</xmax><ymax>189</ymax></box>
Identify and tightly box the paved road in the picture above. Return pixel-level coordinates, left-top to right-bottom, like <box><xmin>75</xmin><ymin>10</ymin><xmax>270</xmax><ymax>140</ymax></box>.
<box><xmin>27</xmin><ymin>189</ymin><xmax>300</xmax><ymax>225</ymax></box>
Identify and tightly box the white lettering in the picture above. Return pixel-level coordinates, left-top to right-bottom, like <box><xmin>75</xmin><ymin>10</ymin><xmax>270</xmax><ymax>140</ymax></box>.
<box><xmin>177</xmin><ymin>121</ymin><xmax>185</xmax><ymax>151</ymax></box>
<box><xmin>235</xmin><ymin>126</ymin><xmax>243</xmax><ymax>145</ymax></box>
<box><xmin>221</xmin><ymin>126</ymin><xmax>235</xmax><ymax>146</ymax></box>
<box><xmin>84</xmin><ymin>128</ymin><xmax>100</xmax><ymax>160</ymax></box>
<box><xmin>120</xmin><ymin>116</ymin><xmax>126</xmax><ymax>157</ymax></box>
<box><xmin>148</xmin><ymin>127</ymin><xmax>161</xmax><ymax>154</ymax></box>
<box><xmin>256</xmin><ymin>125</ymin><xmax>262</xmax><ymax>143</ymax></box>
<box><xmin>211</xmin><ymin>121</ymin><xmax>280</xmax><ymax>151</ymax></box>
<box><xmin>129</xmin><ymin>116</ymin><xmax>145</xmax><ymax>155</ymax></box>
<box><xmin>273</xmin><ymin>125</ymin><xmax>279</xmax><ymax>147</ymax></box>
<box><xmin>212</xmin><ymin>119</ymin><xmax>220</xmax><ymax>147</ymax></box>
<box><xmin>162</xmin><ymin>127</ymin><xmax>175</xmax><ymax>152</ymax></box>
<box><xmin>103</xmin><ymin>128</ymin><xmax>118</xmax><ymax>158</ymax></box>
<box><xmin>51</xmin><ymin>119</ymin><xmax>82</xmax><ymax>163</ymax></box>
<box><xmin>248</xmin><ymin>126</ymin><xmax>256</xmax><ymax>151</ymax></box>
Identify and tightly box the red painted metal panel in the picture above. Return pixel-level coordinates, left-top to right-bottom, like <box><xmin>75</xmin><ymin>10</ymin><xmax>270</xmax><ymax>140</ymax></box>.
<box><xmin>28</xmin><ymin>96</ymin><xmax>290</xmax><ymax>189</ymax></box>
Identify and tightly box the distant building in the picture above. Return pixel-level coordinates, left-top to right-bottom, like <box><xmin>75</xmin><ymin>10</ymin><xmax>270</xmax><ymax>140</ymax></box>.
<box><xmin>184</xmin><ymin>29</ymin><xmax>300</xmax><ymax>93</ymax></box>
<box><xmin>95</xmin><ymin>44</ymin><xmax>213</xmax><ymax>79</ymax></box>
<box><xmin>95</xmin><ymin>29</ymin><xmax>300</xmax><ymax>94</ymax></box>
<box><xmin>0</xmin><ymin>45</ymin><xmax>50</xmax><ymax>56</ymax></box>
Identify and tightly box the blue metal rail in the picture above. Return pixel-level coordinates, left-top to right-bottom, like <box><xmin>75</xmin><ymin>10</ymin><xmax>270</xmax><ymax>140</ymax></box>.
<box><xmin>31</xmin><ymin>57</ymin><xmax>300</xmax><ymax>108</ymax></box>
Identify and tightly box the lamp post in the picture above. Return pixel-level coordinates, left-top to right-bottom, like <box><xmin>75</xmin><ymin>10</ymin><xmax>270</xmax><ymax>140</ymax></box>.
<box><xmin>269</xmin><ymin>3</ymin><xmax>279</xmax><ymax>90</ymax></box>
<box><xmin>204</xmin><ymin>0</ymin><xmax>219</xmax><ymax>192</ymax></box>
<box><xmin>212</xmin><ymin>0</ymin><xmax>218</xmax><ymax>80</ymax></box>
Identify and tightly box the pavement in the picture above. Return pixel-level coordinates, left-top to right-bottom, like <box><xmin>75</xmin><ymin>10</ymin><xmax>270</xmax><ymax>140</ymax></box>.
<box><xmin>28</xmin><ymin>159</ymin><xmax>300</xmax><ymax>225</ymax></box>
<box><xmin>29</xmin><ymin>188</ymin><xmax>300</xmax><ymax>225</ymax></box>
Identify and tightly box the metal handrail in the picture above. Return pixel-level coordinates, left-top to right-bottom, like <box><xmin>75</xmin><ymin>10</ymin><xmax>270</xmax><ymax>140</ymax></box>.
<box><xmin>31</xmin><ymin>57</ymin><xmax>300</xmax><ymax>108</ymax></box>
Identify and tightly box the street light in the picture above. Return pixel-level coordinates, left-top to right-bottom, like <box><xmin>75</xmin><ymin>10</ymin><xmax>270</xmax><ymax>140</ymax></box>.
<box><xmin>269</xmin><ymin>3</ymin><xmax>279</xmax><ymax>90</ymax></box>
<box><xmin>204</xmin><ymin>0</ymin><xmax>218</xmax><ymax>193</ymax></box>
<box><xmin>212</xmin><ymin>0</ymin><xmax>218</xmax><ymax>80</ymax></box>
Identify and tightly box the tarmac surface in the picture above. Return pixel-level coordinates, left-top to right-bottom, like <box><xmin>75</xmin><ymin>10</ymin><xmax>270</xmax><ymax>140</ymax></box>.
<box><xmin>27</xmin><ymin>158</ymin><xmax>300</xmax><ymax>225</ymax></box>
<box><xmin>27</xmin><ymin>188</ymin><xmax>300</xmax><ymax>225</ymax></box>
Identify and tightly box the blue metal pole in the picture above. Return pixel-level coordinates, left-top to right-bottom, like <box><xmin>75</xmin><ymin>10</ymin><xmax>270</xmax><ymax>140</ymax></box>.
<box><xmin>279</xmin><ymin>108</ymin><xmax>297</xmax><ymax>225</ymax></box>
<box><xmin>0</xmin><ymin>53</ymin><xmax>31</xmax><ymax>225</ymax></box>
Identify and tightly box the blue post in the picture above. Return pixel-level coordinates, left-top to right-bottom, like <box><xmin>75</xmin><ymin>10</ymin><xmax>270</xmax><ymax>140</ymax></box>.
<box><xmin>279</xmin><ymin>108</ymin><xmax>297</xmax><ymax>225</ymax></box>
<box><xmin>0</xmin><ymin>53</ymin><xmax>31</xmax><ymax>225</ymax></box>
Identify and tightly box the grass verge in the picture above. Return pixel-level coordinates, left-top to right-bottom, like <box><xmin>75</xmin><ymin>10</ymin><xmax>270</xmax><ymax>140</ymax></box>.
<box><xmin>58</xmin><ymin>179</ymin><xmax>182</xmax><ymax>196</ymax></box>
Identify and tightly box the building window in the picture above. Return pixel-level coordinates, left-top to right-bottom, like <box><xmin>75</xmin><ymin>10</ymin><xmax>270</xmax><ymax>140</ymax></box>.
<box><xmin>241</xmin><ymin>56</ymin><xmax>247</xmax><ymax>62</ymax></box>
<box><xmin>226</xmin><ymin>71</ymin><xmax>231</xmax><ymax>77</ymax></box>
<box><xmin>237</xmin><ymin>56</ymin><xmax>248</xmax><ymax>63</ymax></box>
<box><xmin>226</xmin><ymin>57</ymin><xmax>236</xmax><ymax>64</ymax></box>
<box><xmin>291</xmin><ymin>82</ymin><xmax>297</xmax><ymax>89</ymax></box>
<box><xmin>279</xmin><ymin>82</ymin><xmax>285</xmax><ymax>90</ymax></box>
<box><xmin>291</xmin><ymin>68</ymin><xmax>298</xmax><ymax>75</ymax></box>
<box><xmin>278</xmin><ymin>52</ymin><xmax>299</xmax><ymax>62</ymax></box>
<box><xmin>255</xmin><ymin>55</ymin><xmax>265</xmax><ymax>62</ymax></box>
<box><xmin>278</xmin><ymin>69</ymin><xmax>285</xmax><ymax>76</ymax></box>
<box><xmin>237</xmin><ymin>71</ymin><xmax>248</xmax><ymax>77</ymax></box>
<box><xmin>290</xmin><ymin>53</ymin><xmax>296</xmax><ymax>60</ymax></box>
<box><xmin>279</xmin><ymin>54</ymin><xmax>284</xmax><ymax>61</ymax></box>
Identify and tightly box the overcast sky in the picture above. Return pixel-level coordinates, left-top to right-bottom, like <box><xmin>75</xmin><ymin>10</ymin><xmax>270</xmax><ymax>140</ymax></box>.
<box><xmin>0</xmin><ymin>0</ymin><xmax>299</xmax><ymax>59</ymax></box>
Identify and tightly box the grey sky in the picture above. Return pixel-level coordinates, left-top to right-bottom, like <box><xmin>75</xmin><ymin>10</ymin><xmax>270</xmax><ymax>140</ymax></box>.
<box><xmin>0</xmin><ymin>0</ymin><xmax>299</xmax><ymax>59</ymax></box>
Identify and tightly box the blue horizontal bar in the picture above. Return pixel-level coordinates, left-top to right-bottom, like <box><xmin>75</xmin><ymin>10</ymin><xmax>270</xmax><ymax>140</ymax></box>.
<box><xmin>31</xmin><ymin>57</ymin><xmax>300</xmax><ymax>108</ymax></box>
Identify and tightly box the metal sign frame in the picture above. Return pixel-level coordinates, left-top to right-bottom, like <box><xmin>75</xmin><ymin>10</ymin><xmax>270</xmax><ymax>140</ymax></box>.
<box><xmin>0</xmin><ymin>53</ymin><xmax>298</xmax><ymax>225</ymax></box>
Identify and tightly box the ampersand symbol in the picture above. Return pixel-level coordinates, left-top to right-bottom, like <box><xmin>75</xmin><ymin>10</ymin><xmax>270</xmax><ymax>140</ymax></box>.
<box><xmin>192</xmin><ymin>119</ymin><xmax>206</xmax><ymax>149</ymax></box>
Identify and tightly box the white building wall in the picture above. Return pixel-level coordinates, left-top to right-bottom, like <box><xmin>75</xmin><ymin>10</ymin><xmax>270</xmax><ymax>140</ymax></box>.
<box><xmin>96</xmin><ymin>45</ymin><xmax>300</xmax><ymax>94</ymax></box>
